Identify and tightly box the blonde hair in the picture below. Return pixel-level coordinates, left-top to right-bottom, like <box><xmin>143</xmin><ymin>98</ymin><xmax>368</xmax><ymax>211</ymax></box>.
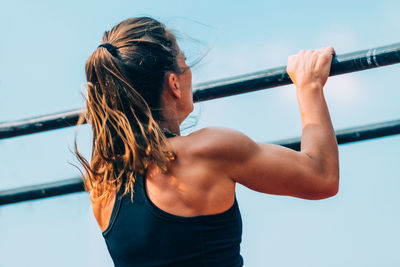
<box><xmin>75</xmin><ymin>17</ymin><xmax>182</xmax><ymax>201</ymax></box>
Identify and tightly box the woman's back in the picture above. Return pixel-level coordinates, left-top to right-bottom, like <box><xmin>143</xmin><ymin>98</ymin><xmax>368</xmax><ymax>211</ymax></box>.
<box><xmin>94</xmin><ymin>128</ymin><xmax>238</xmax><ymax>230</ymax></box>
<box><xmin>99</xmin><ymin>130</ymin><xmax>243</xmax><ymax>267</ymax></box>
<box><xmin>102</xmin><ymin>168</ymin><xmax>243</xmax><ymax>267</ymax></box>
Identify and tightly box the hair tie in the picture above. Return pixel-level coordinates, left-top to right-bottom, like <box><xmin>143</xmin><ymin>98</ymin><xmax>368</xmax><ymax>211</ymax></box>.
<box><xmin>98</xmin><ymin>43</ymin><xmax>118</xmax><ymax>56</ymax></box>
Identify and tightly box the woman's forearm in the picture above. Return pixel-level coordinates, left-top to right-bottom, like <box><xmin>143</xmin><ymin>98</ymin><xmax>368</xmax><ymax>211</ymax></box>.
<box><xmin>297</xmin><ymin>87</ymin><xmax>339</xmax><ymax>181</ymax></box>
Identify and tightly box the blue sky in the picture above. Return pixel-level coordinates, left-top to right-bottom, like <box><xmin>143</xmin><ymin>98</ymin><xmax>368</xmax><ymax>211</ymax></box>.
<box><xmin>1</xmin><ymin>1</ymin><xmax>400</xmax><ymax>266</ymax></box>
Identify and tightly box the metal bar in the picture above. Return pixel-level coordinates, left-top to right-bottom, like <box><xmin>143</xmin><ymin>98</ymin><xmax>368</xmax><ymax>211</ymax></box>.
<box><xmin>194</xmin><ymin>42</ymin><xmax>400</xmax><ymax>101</ymax></box>
<box><xmin>1</xmin><ymin>43</ymin><xmax>400</xmax><ymax>140</ymax></box>
<box><xmin>0</xmin><ymin>109</ymin><xmax>83</xmax><ymax>139</ymax></box>
<box><xmin>0</xmin><ymin>178</ymin><xmax>84</xmax><ymax>206</ymax></box>
<box><xmin>1</xmin><ymin>118</ymin><xmax>400</xmax><ymax>206</ymax></box>
<box><xmin>272</xmin><ymin>118</ymin><xmax>400</xmax><ymax>151</ymax></box>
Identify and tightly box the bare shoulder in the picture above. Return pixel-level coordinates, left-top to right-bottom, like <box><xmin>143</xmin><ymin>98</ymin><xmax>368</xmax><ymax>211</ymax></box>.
<box><xmin>188</xmin><ymin>126</ymin><xmax>249</xmax><ymax>141</ymax></box>
<box><xmin>180</xmin><ymin>127</ymin><xmax>258</xmax><ymax>160</ymax></box>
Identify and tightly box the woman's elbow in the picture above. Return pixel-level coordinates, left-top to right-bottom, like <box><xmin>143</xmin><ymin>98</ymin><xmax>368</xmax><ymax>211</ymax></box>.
<box><xmin>323</xmin><ymin>176</ymin><xmax>339</xmax><ymax>198</ymax></box>
<box><xmin>300</xmin><ymin>171</ymin><xmax>339</xmax><ymax>200</ymax></box>
<box><xmin>312</xmin><ymin>173</ymin><xmax>340</xmax><ymax>200</ymax></box>
<box><xmin>301</xmin><ymin>154</ymin><xmax>339</xmax><ymax>200</ymax></box>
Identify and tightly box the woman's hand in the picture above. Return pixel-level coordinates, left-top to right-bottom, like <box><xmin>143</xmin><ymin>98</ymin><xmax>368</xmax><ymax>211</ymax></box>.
<box><xmin>287</xmin><ymin>47</ymin><xmax>335</xmax><ymax>91</ymax></box>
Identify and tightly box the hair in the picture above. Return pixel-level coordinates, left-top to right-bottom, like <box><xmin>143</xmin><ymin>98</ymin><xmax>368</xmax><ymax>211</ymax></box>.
<box><xmin>75</xmin><ymin>17</ymin><xmax>183</xmax><ymax>202</ymax></box>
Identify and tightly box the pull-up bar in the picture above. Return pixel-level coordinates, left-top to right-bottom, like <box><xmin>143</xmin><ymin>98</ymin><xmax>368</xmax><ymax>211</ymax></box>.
<box><xmin>1</xmin><ymin>118</ymin><xmax>400</xmax><ymax>206</ymax></box>
<box><xmin>1</xmin><ymin>43</ymin><xmax>399</xmax><ymax>140</ymax></box>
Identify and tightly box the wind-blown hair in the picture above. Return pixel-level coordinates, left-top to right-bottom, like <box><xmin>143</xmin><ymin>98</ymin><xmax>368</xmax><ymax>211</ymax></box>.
<box><xmin>75</xmin><ymin>17</ymin><xmax>182</xmax><ymax>201</ymax></box>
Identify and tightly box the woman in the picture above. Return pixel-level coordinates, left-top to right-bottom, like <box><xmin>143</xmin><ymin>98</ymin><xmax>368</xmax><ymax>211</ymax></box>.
<box><xmin>76</xmin><ymin>17</ymin><xmax>339</xmax><ymax>267</ymax></box>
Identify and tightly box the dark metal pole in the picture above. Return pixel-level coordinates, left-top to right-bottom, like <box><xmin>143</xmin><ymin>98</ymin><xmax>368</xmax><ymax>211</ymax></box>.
<box><xmin>0</xmin><ymin>109</ymin><xmax>83</xmax><ymax>139</ymax></box>
<box><xmin>272</xmin><ymin>118</ymin><xmax>400</xmax><ymax>151</ymax></box>
<box><xmin>1</xmin><ymin>118</ymin><xmax>400</xmax><ymax>206</ymax></box>
<box><xmin>0</xmin><ymin>178</ymin><xmax>84</xmax><ymax>206</ymax></box>
<box><xmin>1</xmin><ymin>43</ymin><xmax>400</xmax><ymax>140</ymax></box>
<box><xmin>193</xmin><ymin>42</ymin><xmax>400</xmax><ymax>100</ymax></box>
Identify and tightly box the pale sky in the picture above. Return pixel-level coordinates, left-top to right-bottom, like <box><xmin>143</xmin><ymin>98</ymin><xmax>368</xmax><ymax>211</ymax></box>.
<box><xmin>1</xmin><ymin>1</ymin><xmax>400</xmax><ymax>266</ymax></box>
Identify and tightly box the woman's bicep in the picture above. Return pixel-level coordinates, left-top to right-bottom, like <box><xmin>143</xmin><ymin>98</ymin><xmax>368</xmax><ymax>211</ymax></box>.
<box><xmin>192</xmin><ymin>127</ymin><xmax>337</xmax><ymax>200</ymax></box>
<box><xmin>230</xmin><ymin>142</ymin><xmax>338</xmax><ymax>200</ymax></box>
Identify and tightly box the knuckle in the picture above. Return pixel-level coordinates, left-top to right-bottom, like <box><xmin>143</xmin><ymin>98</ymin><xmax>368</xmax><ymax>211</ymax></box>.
<box><xmin>325</xmin><ymin>46</ymin><xmax>335</xmax><ymax>54</ymax></box>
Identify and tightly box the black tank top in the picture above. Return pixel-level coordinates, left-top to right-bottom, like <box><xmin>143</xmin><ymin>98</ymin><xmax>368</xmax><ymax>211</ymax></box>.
<box><xmin>102</xmin><ymin>174</ymin><xmax>244</xmax><ymax>267</ymax></box>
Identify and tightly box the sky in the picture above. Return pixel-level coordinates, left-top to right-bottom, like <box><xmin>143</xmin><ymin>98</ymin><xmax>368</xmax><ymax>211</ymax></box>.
<box><xmin>1</xmin><ymin>0</ymin><xmax>400</xmax><ymax>266</ymax></box>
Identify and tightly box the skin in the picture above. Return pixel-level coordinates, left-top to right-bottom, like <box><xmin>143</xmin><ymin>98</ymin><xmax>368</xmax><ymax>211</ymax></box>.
<box><xmin>93</xmin><ymin>47</ymin><xmax>339</xmax><ymax>232</ymax></box>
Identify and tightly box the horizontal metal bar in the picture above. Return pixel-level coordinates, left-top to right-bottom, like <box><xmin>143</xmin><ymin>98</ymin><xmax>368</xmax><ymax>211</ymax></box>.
<box><xmin>1</xmin><ymin>118</ymin><xmax>400</xmax><ymax>206</ymax></box>
<box><xmin>0</xmin><ymin>178</ymin><xmax>84</xmax><ymax>206</ymax></box>
<box><xmin>0</xmin><ymin>109</ymin><xmax>84</xmax><ymax>139</ymax></box>
<box><xmin>271</xmin><ymin>118</ymin><xmax>400</xmax><ymax>150</ymax></box>
<box><xmin>194</xmin><ymin>43</ymin><xmax>400</xmax><ymax>101</ymax></box>
<box><xmin>1</xmin><ymin>43</ymin><xmax>400</xmax><ymax>140</ymax></box>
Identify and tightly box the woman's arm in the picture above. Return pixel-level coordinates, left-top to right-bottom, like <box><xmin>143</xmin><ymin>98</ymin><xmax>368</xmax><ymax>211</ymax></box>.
<box><xmin>191</xmin><ymin>47</ymin><xmax>339</xmax><ymax>200</ymax></box>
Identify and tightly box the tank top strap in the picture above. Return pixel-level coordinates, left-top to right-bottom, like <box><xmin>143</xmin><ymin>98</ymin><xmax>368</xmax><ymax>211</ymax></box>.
<box><xmin>134</xmin><ymin>173</ymin><xmax>145</xmax><ymax>187</ymax></box>
<box><xmin>102</xmin><ymin>188</ymin><xmax>123</xmax><ymax>237</ymax></box>
<box><xmin>102</xmin><ymin>174</ymin><xmax>145</xmax><ymax>236</ymax></box>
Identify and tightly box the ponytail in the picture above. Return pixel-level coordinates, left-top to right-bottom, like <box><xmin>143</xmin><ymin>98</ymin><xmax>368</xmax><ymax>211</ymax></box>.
<box><xmin>74</xmin><ymin>17</ymin><xmax>180</xmax><ymax>201</ymax></box>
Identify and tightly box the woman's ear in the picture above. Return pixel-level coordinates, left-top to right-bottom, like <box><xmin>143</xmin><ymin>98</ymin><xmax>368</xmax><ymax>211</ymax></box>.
<box><xmin>166</xmin><ymin>72</ymin><xmax>182</xmax><ymax>99</ymax></box>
